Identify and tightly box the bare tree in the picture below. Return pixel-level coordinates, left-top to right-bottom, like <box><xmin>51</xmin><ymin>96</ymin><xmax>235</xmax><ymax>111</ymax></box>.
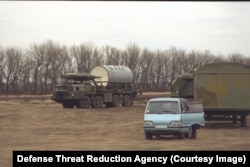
<box><xmin>228</xmin><ymin>52</ymin><xmax>245</xmax><ymax>64</ymax></box>
<box><xmin>28</xmin><ymin>43</ymin><xmax>46</xmax><ymax>94</ymax></box>
<box><xmin>0</xmin><ymin>47</ymin><xmax>4</xmax><ymax>93</ymax></box>
<box><xmin>2</xmin><ymin>47</ymin><xmax>23</xmax><ymax>94</ymax></box>
<box><xmin>122</xmin><ymin>43</ymin><xmax>141</xmax><ymax>82</ymax></box>
<box><xmin>1</xmin><ymin>39</ymin><xmax>246</xmax><ymax>94</ymax></box>
<box><xmin>139</xmin><ymin>48</ymin><xmax>155</xmax><ymax>91</ymax></box>
<box><xmin>185</xmin><ymin>49</ymin><xmax>223</xmax><ymax>72</ymax></box>
<box><xmin>161</xmin><ymin>50</ymin><xmax>172</xmax><ymax>90</ymax></box>
<box><xmin>102</xmin><ymin>45</ymin><xmax>122</xmax><ymax>65</ymax></box>
<box><xmin>186</xmin><ymin>50</ymin><xmax>203</xmax><ymax>70</ymax></box>
<box><xmin>153</xmin><ymin>49</ymin><xmax>165</xmax><ymax>91</ymax></box>
<box><xmin>21</xmin><ymin>53</ymin><xmax>34</xmax><ymax>94</ymax></box>
<box><xmin>28</xmin><ymin>41</ymin><xmax>73</xmax><ymax>94</ymax></box>
<box><xmin>51</xmin><ymin>45</ymin><xmax>72</xmax><ymax>84</ymax></box>
<box><xmin>71</xmin><ymin>42</ymin><xmax>98</xmax><ymax>72</ymax></box>
<box><xmin>90</xmin><ymin>47</ymin><xmax>104</xmax><ymax>68</ymax></box>
<box><xmin>167</xmin><ymin>46</ymin><xmax>186</xmax><ymax>86</ymax></box>
<box><xmin>202</xmin><ymin>49</ymin><xmax>219</xmax><ymax>65</ymax></box>
<box><xmin>213</xmin><ymin>53</ymin><xmax>227</xmax><ymax>63</ymax></box>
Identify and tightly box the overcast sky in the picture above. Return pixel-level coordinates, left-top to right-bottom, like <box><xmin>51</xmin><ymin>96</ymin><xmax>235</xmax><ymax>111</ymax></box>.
<box><xmin>1</xmin><ymin>1</ymin><xmax>250</xmax><ymax>56</ymax></box>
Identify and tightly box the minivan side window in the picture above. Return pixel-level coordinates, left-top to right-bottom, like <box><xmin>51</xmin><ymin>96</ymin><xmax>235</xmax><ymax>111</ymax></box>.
<box><xmin>187</xmin><ymin>101</ymin><xmax>203</xmax><ymax>113</ymax></box>
<box><xmin>181</xmin><ymin>102</ymin><xmax>188</xmax><ymax>113</ymax></box>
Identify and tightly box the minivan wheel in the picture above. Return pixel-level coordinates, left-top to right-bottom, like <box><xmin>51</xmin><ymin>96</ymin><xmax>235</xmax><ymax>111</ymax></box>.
<box><xmin>190</xmin><ymin>126</ymin><xmax>197</xmax><ymax>139</ymax></box>
<box><xmin>145</xmin><ymin>132</ymin><xmax>153</xmax><ymax>139</ymax></box>
<box><xmin>188</xmin><ymin>126</ymin><xmax>193</xmax><ymax>138</ymax></box>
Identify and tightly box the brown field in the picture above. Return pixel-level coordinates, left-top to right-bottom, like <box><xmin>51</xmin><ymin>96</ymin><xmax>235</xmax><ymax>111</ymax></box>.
<box><xmin>1</xmin><ymin>92</ymin><xmax>250</xmax><ymax>166</ymax></box>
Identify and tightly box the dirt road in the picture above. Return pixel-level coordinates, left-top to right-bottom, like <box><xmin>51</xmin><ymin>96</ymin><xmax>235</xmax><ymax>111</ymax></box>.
<box><xmin>1</xmin><ymin>93</ymin><xmax>250</xmax><ymax>166</ymax></box>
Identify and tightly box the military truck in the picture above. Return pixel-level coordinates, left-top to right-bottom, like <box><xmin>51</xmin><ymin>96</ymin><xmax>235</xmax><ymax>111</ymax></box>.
<box><xmin>172</xmin><ymin>62</ymin><xmax>250</xmax><ymax>127</ymax></box>
<box><xmin>51</xmin><ymin>65</ymin><xmax>138</xmax><ymax>108</ymax></box>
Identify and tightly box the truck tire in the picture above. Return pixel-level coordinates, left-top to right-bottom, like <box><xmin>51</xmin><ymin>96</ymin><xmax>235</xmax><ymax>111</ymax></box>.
<box><xmin>145</xmin><ymin>132</ymin><xmax>153</xmax><ymax>139</ymax></box>
<box><xmin>240</xmin><ymin>114</ymin><xmax>247</xmax><ymax>127</ymax></box>
<box><xmin>105</xmin><ymin>102</ymin><xmax>112</xmax><ymax>108</ymax></box>
<box><xmin>76</xmin><ymin>96</ymin><xmax>91</xmax><ymax>108</ymax></box>
<box><xmin>179</xmin><ymin>132</ymin><xmax>186</xmax><ymax>139</ymax></box>
<box><xmin>62</xmin><ymin>101</ymin><xmax>75</xmax><ymax>108</ymax></box>
<box><xmin>112</xmin><ymin>95</ymin><xmax>120</xmax><ymax>107</ymax></box>
<box><xmin>122</xmin><ymin>95</ymin><xmax>132</xmax><ymax>107</ymax></box>
<box><xmin>92</xmin><ymin>96</ymin><xmax>103</xmax><ymax>108</ymax></box>
<box><xmin>232</xmin><ymin>115</ymin><xmax>237</xmax><ymax>124</ymax></box>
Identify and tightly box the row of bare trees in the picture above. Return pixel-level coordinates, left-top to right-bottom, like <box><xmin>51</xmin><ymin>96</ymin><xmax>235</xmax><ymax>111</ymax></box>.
<box><xmin>0</xmin><ymin>40</ymin><xmax>249</xmax><ymax>95</ymax></box>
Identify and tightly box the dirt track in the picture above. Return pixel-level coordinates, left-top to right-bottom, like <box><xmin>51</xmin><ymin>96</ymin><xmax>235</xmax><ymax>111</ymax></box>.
<box><xmin>1</xmin><ymin>93</ymin><xmax>250</xmax><ymax>166</ymax></box>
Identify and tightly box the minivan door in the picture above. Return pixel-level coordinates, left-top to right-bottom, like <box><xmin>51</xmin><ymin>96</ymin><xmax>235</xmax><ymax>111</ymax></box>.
<box><xmin>181</xmin><ymin>101</ymin><xmax>205</xmax><ymax>126</ymax></box>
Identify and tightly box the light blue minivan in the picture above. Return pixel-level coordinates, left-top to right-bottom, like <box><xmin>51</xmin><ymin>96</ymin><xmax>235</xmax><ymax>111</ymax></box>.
<box><xmin>144</xmin><ymin>98</ymin><xmax>205</xmax><ymax>139</ymax></box>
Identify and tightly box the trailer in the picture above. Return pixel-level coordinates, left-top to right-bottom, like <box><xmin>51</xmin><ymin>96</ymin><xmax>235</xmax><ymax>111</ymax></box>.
<box><xmin>171</xmin><ymin>62</ymin><xmax>250</xmax><ymax>127</ymax></box>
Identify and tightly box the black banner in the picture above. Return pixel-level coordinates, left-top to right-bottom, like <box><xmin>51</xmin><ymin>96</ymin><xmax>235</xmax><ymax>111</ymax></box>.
<box><xmin>13</xmin><ymin>151</ymin><xmax>249</xmax><ymax>167</ymax></box>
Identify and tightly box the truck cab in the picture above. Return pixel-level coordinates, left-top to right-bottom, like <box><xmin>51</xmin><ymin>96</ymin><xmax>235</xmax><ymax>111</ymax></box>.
<box><xmin>51</xmin><ymin>73</ymin><xmax>98</xmax><ymax>108</ymax></box>
<box><xmin>144</xmin><ymin>98</ymin><xmax>205</xmax><ymax>139</ymax></box>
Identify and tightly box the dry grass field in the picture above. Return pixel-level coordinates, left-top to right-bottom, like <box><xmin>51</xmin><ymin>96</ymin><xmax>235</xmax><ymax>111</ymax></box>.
<box><xmin>1</xmin><ymin>92</ymin><xmax>250</xmax><ymax>166</ymax></box>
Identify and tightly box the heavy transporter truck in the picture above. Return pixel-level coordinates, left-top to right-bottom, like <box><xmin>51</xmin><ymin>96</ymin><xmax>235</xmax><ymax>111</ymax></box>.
<box><xmin>171</xmin><ymin>62</ymin><xmax>250</xmax><ymax>127</ymax></box>
<box><xmin>51</xmin><ymin>65</ymin><xmax>138</xmax><ymax>108</ymax></box>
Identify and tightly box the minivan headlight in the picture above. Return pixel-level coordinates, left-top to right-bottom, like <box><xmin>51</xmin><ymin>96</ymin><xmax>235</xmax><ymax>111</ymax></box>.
<box><xmin>144</xmin><ymin>121</ymin><xmax>154</xmax><ymax>126</ymax></box>
<box><xmin>170</xmin><ymin>121</ymin><xmax>181</xmax><ymax>126</ymax></box>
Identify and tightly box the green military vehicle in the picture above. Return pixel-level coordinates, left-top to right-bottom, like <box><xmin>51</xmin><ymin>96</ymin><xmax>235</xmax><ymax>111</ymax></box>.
<box><xmin>172</xmin><ymin>62</ymin><xmax>250</xmax><ymax>127</ymax></box>
<box><xmin>51</xmin><ymin>65</ymin><xmax>138</xmax><ymax>108</ymax></box>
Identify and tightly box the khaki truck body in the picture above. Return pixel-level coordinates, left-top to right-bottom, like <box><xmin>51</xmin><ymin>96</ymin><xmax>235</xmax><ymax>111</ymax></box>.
<box><xmin>172</xmin><ymin>62</ymin><xmax>250</xmax><ymax>127</ymax></box>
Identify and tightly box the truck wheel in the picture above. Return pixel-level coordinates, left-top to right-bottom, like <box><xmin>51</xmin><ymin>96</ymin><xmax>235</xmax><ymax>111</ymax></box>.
<box><xmin>179</xmin><ymin>132</ymin><xmax>186</xmax><ymax>139</ymax></box>
<box><xmin>76</xmin><ymin>96</ymin><xmax>91</xmax><ymax>108</ymax></box>
<box><xmin>145</xmin><ymin>132</ymin><xmax>153</xmax><ymax>139</ymax></box>
<box><xmin>232</xmin><ymin>115</ymin><xmax>237</xmax><ymax>124</ymax></box>
<box><xmin>155</xmin><ymin>134</ymin><xmax>161</xmax><ymax>138</ymax></box>
<box><xmin>122</xmin><ymin>95</ymin><xmax>132</xmax><ymax>107</ymax></box>
<box><xmin>62</xmin><ymin>101</ymin><xmax>75</xmax><ymax>108</ymax></box>
<box><xmin>240</xmin><ymin>114</ymin><xmax>247</xmax><ymax>127</ymax></box>
<box><xmin>190</xmin><ymin>126</ymin><xmax>197</xmax><ymax>139</ymax></box>
<box><xmin>112</xmin><ymin>95</ymin><xmax>120</xmax><ymax>107</ymax></box>
<box><xmin>105</xmin><ymin>102</ymin><xmax>111</xmax><ymax>107</ymax></box>
<box><xmin>92</xmin><ymin>96</ymin><xmax>103</xmax><ymax>108</ymax></box>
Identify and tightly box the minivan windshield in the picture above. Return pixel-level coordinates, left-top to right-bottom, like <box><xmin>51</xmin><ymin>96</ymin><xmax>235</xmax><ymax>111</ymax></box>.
<box><xmin>146</xmin><ymin>101</ymin><xmax>180</xmax><ymax>114</ymax></box>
